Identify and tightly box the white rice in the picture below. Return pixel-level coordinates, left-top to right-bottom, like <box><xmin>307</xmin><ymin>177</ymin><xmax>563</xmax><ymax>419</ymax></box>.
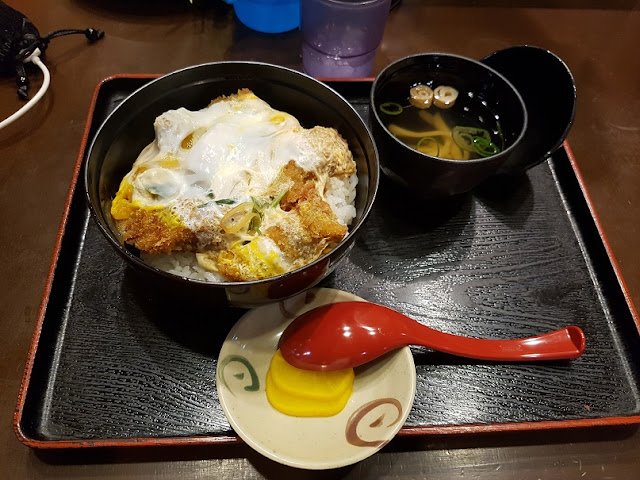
<box><xmin>325</xmin><ymin>173</ymin><xmax>358</xmax><ymax>226</ymax></box>
<box><xmin>142</xmin><ymin>251</ymin><xmax>227</xmax><ymax>282</ymax></box>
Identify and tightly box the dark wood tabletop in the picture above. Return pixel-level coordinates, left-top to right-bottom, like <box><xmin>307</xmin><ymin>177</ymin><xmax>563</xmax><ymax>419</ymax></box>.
<box><xmin>1</xmin><ymin>0</ymin><xmax>639</xmax><ymax>477</ymax></box>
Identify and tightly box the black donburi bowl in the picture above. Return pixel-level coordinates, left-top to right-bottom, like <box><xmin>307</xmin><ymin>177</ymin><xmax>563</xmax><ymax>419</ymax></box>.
<box><xmin>85</xmin><ymin>62</ymin><xmax>379</xmax><ymax>308</ymax></box>
<box><xmin>371</xmin><ymin>53</ymin><xmax>528</xmax><ymax>198</ymax></box>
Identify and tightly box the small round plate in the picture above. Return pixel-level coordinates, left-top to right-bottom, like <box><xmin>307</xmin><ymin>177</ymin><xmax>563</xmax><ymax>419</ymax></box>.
<box><xmin>217</xmin><ymin>288</ymin><xmax>416</xmax><ymax>470</ymax></box>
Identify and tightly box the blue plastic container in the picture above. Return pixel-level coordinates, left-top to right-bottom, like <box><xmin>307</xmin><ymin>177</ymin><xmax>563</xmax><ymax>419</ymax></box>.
<box><xmin>224</xmin><ymin>0</ymin><xmax>300</xmax><ymax>34</ymax></box>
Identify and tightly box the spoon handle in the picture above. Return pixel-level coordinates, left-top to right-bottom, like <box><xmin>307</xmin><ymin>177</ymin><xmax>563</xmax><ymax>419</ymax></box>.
<box><xmin>400</xmin><ymin>314</ymin><xmax>586</xmax><ymax>361</ymax></box>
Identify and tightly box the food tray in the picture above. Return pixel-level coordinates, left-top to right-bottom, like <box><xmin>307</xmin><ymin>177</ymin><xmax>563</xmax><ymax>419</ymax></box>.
<box><xmin>15</xmin><ymin>76</ymin><xmax>640</xmax><ymax>448</ymax></box>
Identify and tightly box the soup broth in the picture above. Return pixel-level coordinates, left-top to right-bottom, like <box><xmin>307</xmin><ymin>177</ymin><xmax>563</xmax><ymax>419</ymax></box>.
<box><xmin>378</xmin><ymin>81</ymin><xmax>504</xmax><ymax>161</ymax></box>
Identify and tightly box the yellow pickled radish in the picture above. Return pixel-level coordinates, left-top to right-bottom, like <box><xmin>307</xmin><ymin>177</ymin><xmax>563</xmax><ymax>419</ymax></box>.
<box><xmin>265</xmin><ymin>349</ymin><xmax>354</xmax><ymax>417</ymax></box>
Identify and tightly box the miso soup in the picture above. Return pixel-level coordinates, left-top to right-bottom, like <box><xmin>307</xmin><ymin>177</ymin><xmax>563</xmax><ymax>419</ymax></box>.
<box><xmin>377</xmin><ymin>80</ymin><xmax>504</xmax><ymax>161</ymax></box>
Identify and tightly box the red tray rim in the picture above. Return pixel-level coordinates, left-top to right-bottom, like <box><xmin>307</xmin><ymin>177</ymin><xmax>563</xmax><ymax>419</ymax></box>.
<box><xmin>13</xmin><ymin>73</ymin><xmax>640</xmax><ymax>449</ymax></box>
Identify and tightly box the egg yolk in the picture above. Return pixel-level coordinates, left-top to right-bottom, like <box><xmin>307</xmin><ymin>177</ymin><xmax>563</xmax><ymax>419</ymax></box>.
<box><xmin>111</xmin><ymin>179</ymin><xmax>138</xmax><ymax>220</ymax></box>
<box><xmin>265</xmin><ymin>349</ymin><xmax>354</xmax><ymax>417</ymax></box>
<box><xmin>217</xmin><ymin>239</ymin><xmax>286</xmax><ymax>281</ymax></box>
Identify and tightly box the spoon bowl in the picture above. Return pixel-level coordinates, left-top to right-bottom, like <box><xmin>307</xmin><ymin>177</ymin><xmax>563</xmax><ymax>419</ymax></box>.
<box><xmin>279</xmin><ymin>301</ymin><xmax>586</xmax><ymax>371</ymax></box>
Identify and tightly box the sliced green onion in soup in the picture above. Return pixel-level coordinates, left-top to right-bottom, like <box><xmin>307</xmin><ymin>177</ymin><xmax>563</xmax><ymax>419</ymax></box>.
<box><xmin>472</xmin><ymin>136</ymin><xmax>501</xmax><ymax>157</ymax></box>
<box><xmin>452</xmin><ymin>126</ymin><xmax>494</xmax><ymax>154</ymax></box>
<box><xmin>379</xmin><ymin>102</ymin><xmax>403</xmax><ymax>115</ymax></box>
<box><xmin>416</xmin><ymin>136</ymin><xmax>440</xmax><ymax>157</ymax></box>
<box><xmin>452</xmin><ymin>130</ymin><xmax>475</xmax><ymax>152</ymax></box>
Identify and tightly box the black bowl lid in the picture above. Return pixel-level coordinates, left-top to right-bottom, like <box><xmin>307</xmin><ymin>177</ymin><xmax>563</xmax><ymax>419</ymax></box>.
<box><xmin>482</xmin><ymin>45</ymin><xmax>576</xmax><ymax>175</ymax></box>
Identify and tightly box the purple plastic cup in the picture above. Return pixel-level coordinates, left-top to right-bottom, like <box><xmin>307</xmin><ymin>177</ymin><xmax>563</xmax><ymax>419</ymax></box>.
<box><xmin>301</xmin><ymin>0</ymin><xmax>391</xmax><ymax>77</ymax></box>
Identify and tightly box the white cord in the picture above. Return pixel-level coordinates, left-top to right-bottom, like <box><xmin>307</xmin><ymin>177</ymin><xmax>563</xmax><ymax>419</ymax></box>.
<box><xmin>0</xmin><ymin>48</ymin><xmax>51</xmax><ymax>130</ymax></box>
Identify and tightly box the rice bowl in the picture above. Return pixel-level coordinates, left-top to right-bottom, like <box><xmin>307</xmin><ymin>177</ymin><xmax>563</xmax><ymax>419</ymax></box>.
<box><xmin>85</xmin><ymin>62</ymin><xmax>379</xmax><ymax>307</ymax></box>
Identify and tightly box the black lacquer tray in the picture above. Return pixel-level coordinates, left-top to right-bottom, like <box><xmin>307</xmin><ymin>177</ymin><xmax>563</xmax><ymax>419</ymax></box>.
<box><xmin>15</xmin><ymin>77</ymin><xmax>640</xmax><ymax>448</ymax></box>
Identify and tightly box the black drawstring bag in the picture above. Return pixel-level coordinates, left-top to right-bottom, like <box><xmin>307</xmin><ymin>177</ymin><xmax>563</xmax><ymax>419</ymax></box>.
<box><xmin>0</xmin><ymin>1</ymin><xmax>104</xmax><ymax>128</ymax></box>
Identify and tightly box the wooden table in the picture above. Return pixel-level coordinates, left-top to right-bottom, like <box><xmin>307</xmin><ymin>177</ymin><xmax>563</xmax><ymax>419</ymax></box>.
<box><xmin>1</xmin><ymin>1</ymin><xmax>639</xmax><ymax>477</ymax></box>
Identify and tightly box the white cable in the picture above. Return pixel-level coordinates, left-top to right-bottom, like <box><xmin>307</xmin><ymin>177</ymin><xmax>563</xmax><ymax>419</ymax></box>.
<box><xmin>0</xmin><ymin>48</ymin><xmax>51</xmax><ymax>130</ymax></box>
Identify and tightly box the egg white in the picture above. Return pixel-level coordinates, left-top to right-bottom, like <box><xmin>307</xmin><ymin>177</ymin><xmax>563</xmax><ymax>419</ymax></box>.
<box><xmin>128</xmin><ymin>93</ymin><xmax>330</xmax><ymax>213</ymax></box>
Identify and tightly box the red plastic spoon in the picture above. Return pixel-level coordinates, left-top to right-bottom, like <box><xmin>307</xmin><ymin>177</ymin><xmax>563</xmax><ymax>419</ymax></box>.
<box><xmin>279</xmin><ymin>302</ymin><xmax>586</xmax><ymax>371</ymax></box>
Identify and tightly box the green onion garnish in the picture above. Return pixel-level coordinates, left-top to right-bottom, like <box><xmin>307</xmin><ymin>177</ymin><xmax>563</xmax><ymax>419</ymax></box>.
<box><xmin>251</xmin><ymin>196</ymin><xmax>265</xmax><ymax>213</ymax></box>
<box><xmin>457</xmin><ymin>126</ymin><xmax>491</xmax><ymax>140</ymax></box>
<box><xmin>379</xmin><ymin>102</ymin><xmax>403</xmax><ymax>115</ymax></box>
<box><xmin>472</xmin><ymin>136</ymin><xmax>500</xmax><ymax>157</ymax></box>
<box><xmin>248</xmin><ymin>215</ymin><xmax>262</xmax><ymax>234</ymax></box>
<box><xmin>452</xmin><ymin>126</ymin><xmax>501</xmax><ymax>157</ymax></box>
<box><xmin>452</xmin><ymin>128</ymin><xmax>475</xmax><ymax>152</ymax></box>
<box><xmin>416</xmin><ymin>136</ymin><xmax>440</xmax><ymax>157</ymax></box>
<box><xmin>270</xmin><ymin>189</ymin><xmax>289</xmax><ymax>208</ymax></box>
<box><xmin>198</xmin><ymin>198</ymin><xmax>236</xmax><ymax>208</ymax></box>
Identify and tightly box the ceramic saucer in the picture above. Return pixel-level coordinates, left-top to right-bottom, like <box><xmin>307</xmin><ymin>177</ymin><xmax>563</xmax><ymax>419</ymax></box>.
<box><xmin>216</xmin><ymin>288</ymin><xmax>416</xmax><ymax>470</ymax></box>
